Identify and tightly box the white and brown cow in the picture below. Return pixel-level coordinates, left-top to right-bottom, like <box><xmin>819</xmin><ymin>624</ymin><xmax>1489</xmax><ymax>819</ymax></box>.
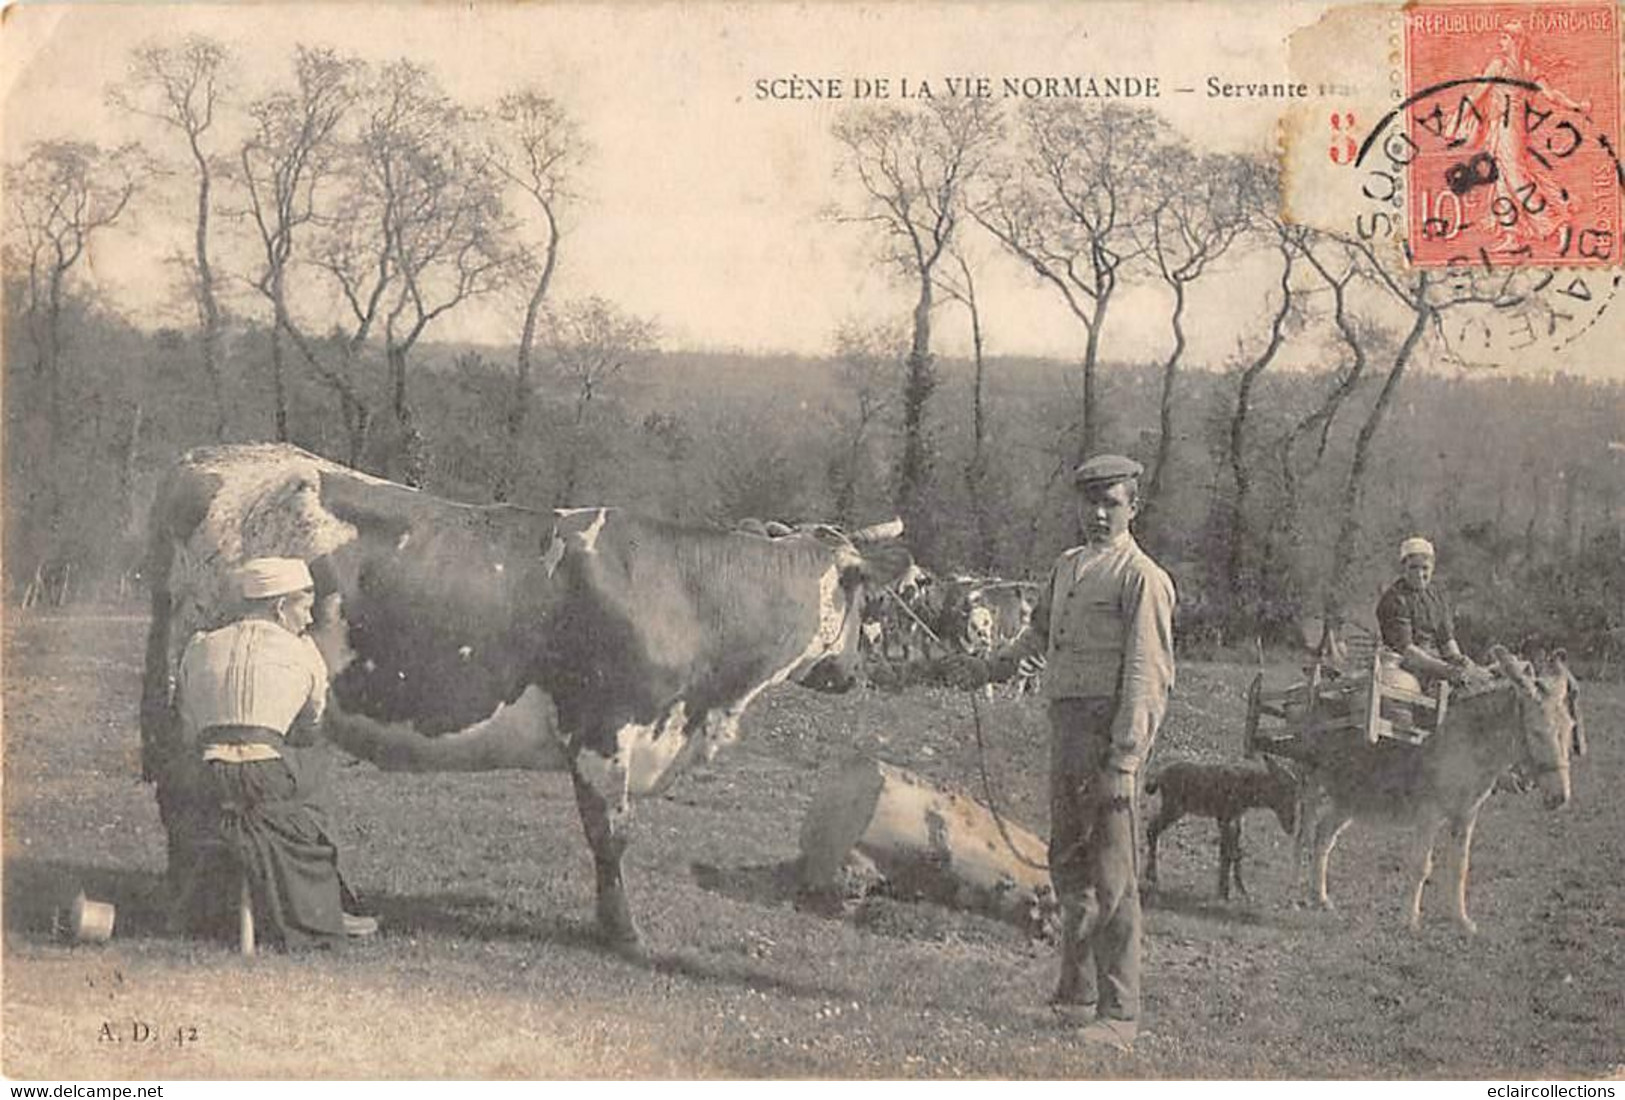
<box><xmin>940</xmin><ymin>578</ymin><xmax>1042</xmax><ymax>695</ymax></box>
<box><xmin>141</xmin><ymin>444</ymin><xmax>908</xmax><ymax>951</ymax></box>
<box><xmin>859</xmin><ymin>561</ymin><xmax>940</xmax><ymax>664</ymax></box>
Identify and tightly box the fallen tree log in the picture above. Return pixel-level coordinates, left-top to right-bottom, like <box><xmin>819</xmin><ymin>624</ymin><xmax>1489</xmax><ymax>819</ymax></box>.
<box><xmin>798</xmin><ymin>754</ymin><xmax>1056</xmax><ymax>934</ymax></box>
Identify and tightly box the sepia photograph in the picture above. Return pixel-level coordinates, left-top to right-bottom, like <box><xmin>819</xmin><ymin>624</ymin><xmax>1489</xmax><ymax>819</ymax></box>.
<box><xmin>3</xmin><ymin>0</ymin><xmax>1622</xmax><ymax>1082</ymax></box>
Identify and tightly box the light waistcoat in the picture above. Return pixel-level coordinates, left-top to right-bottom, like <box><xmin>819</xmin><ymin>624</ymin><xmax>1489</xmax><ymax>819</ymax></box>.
<box><xmin>1039</xmin><ymin>533</ymin><xmax>1175</xmax><ymax>701</ymax></box>
<box><xmin>1002</xmin><ymin>532</ymin><xmax>1176</xmax><ymax>774</ymax></box>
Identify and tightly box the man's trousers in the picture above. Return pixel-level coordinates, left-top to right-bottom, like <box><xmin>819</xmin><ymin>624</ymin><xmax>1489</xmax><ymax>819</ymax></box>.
<box><xmin>1047</xmin><ymin>697</ymin><xmax>1142</xmax><ymax>1022</ymax></box>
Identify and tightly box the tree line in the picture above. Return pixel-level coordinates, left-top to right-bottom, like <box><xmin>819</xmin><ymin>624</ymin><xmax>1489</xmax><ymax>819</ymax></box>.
<box><xmin>5</xmin><ymin>40</ymin><xmax>1623</xmax><ymax>670</ymax></box>
<box><xmin>7</xmin><ymin>40</ymin><xmax>613</xmax><ymax>497</ymax></box>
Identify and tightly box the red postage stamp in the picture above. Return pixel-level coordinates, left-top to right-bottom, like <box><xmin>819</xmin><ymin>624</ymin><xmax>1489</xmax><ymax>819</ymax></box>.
<box><xmin>1405</xmin><ymin>3</ymin><xmax>1622</xmax><ymax>267</ymax></box>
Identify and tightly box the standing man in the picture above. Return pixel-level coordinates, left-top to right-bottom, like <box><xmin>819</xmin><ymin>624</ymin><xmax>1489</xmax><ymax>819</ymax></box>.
<box><xmin>949</xmin><ymin>455</ymin><xmax>1175</xmax><ymax>1049</ymax></box>
<box><xmin>175</xmin><ymin>556</ymin><xmax>376</xmax><ymax>948</ymax></box>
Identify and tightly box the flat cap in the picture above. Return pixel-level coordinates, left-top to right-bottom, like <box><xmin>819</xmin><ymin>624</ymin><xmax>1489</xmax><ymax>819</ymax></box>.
<box><xmin>1073</xmin><ymin>453</ymin><xmax>1144</xmax><ymax>488</ymax></box>
<box><xmin>238</xmin><ymin>557</ymin><xmax>314</xmax><ymax>600</ymax></box>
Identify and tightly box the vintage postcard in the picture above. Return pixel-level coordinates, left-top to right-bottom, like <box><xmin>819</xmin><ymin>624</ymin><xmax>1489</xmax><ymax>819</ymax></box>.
<box><xmin>3</xmin><ymin>0</ymin><xmax>1621</xmax><ymax>1083</ymax></box>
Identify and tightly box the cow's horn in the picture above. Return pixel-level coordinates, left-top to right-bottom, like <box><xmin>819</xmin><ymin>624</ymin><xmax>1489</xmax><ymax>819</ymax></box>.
<box><xmin>849</xmin><ymin>518</ymin><xmax>904</xmax><ymax>543</ymax></box>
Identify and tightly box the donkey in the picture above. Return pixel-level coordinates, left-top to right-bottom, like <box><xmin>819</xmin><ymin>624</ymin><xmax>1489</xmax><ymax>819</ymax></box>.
<box><xmin>1306</xmin><ymin>647</ymin><xmax>1584</xmax><ymax>934</ymax></box>
<box><xmin>1144</xmin><ymin>756</ymin><xmax>1300</xmax><ymax>900</ymax></box>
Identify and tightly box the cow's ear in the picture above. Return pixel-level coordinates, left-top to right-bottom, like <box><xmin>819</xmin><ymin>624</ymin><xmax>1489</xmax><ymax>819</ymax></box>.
<box><xmin>851</xmin><ymin>542</ymin><xmax>913</xmax><ymax>588</ymax></box>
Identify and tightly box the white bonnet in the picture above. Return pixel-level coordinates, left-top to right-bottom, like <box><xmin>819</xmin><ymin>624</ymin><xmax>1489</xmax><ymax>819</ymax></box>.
<box><xmin>238</xmin><ymin>557</ymin><xmax>314</xmax><ymax>599</ymax></box>
<box><xmin>1398</xmin><ymin>536</ymin><xmax>1435</xmax><ymax>563</ymax></box>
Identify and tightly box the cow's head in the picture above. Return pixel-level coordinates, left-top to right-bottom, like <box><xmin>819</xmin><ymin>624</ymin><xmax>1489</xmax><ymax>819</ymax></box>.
<box><xmin>897</xmin><ymin>561</ymin><xmax>932</xmax><ymax>599</ymax></box>
<box><xmin>1492</xmin><ymin>646</ymin><xmax>1578</xmax><ymax>810</ymax></box>
<box><xmin>790</xmin><ymin>519</ymin><xmax>911</xmax><ymax>693</ymax></box>
<box><xmin>965</xmin><ymin>604</ymin><xmax>997</xmax><ymax>654</ymax></box>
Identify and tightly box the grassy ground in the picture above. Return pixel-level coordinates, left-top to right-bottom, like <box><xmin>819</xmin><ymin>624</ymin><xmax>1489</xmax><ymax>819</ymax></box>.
<box><xmin>4</xmin><ymin>612</ymin><xmax>1622</xmax><ymax>1079</ymax></box>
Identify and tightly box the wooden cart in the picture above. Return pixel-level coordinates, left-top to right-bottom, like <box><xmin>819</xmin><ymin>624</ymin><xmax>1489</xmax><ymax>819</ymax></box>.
<box><xmin>1244</xmin><ymin>646</ymin><xmax>1452</xmax><ymax>764</ymax></box>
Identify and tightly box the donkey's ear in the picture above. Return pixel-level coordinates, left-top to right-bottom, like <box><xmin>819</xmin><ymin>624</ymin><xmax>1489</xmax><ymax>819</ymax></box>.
<box><xmin>1493</xmin><ymin>648</ymin><xmax>1538</xmax><ymax>695</ymax></box>
<box><xmin>1264</xmin><ymin>754</ymin><xmax>1299</xmax><ymax>784</ymax></box>
<box><xmin>1532</xmin><ymin>648</ymin><xmax>1569</xmax><ymax>677</ymax></box>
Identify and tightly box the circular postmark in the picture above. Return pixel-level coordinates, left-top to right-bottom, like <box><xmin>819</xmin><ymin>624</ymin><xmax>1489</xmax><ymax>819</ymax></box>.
<box><xmin>1342</xmin><ymin>57</ymin><xmax>1623</xmax><ymax>366</ymax></box>
<box><xmin>1430</xmin><ymin>264</ymin><xmax>1622</xmax><ymax>368</ymax></box>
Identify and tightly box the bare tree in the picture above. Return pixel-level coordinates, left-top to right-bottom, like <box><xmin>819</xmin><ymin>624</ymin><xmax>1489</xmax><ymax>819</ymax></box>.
<box><xmin>487</xmin><ymin>88</ymin><xmax>586</xmax><ymax>502</ymax></box>
<box><xmin>307</xmin><ymin>161</ymin><xmax>386</xmax><ymax>466</ymax></box>
<box><xmin>1221</xmin><ymin>175</ymin><xmax>1303</xmax><ymax>631</ymax></box>
<box><xmin>975</xmin><ymin>102</ymin><xmax>1163</xmax><ymax>462</ymax></box>
<box><xmin>1017</xmin><ymin>426</ymin><xmax>1082</xmax><ymax>568</ymax></box>
<box><xmin>933</xmin><ymin>244</ymin><xmax>996</xmax><ymax>568</ymax></box>
<box><xmin>1278</xmin><ymin>236</ymin><xmax>1370</xmax><ymax>483</ymax></box>
<box><xmin>237</xmin><ymin>47</ymin><xmax>360</xmax><ymax>441</ymax></box>
<box><xmin>109</xmin><ymin>36</ymin><xmax>232</xmax><ymax>439</ymax></box>
<box><xmin>4</xmin><ymin>141</ymin><xmax>142</xmax><ymax>514</ymax></box>
<box><xmin>545</xmin><ymin>296</ymin><xmax>658</xmax><ymax>507</ymax></box>
<box><xmin>316</xmin><ymin>60</ymin><xmax>511</xmax><ymax>482</ymax></box>
<box><xmin>1317</xmin><ymin>242</ymin><xmax>1521</xmax><ymax>644</ymax></box>
<box><xmin>826</xmin><ymin>319</ymin><xmax>906</xmax><ymax>526</ymax></box>
<box><xmin>1135</xmin><ymin>147</ymin><xmax>1252</xmax><ymax>529</ymax></box>
<box><xmin>640</xmin><ymin>411</ymin><xmax>693</xmax><ymax>521</ymax></box>
<box><xmin>832</xmin><ymin>98</ymin><xmax>1001</xmax><ymax>561</ymax></box>
<box><xmin>1324</xmin><ymin>273</ymin><xmax>1437</xmax><ymax>629</ymax></box>
<box><xmin>1239</xmin><ymin>230</ymin><xmax>1375</xmax><ymax>645</ymax></box>
<box><xmin>384</xmin><ymin>163</ymin><xmax>511</xmax><ymax>487</ymax></box>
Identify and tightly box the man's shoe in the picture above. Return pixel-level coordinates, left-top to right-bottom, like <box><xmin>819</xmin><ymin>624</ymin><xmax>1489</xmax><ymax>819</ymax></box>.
<box><xmin>1049</xmin><ymin>1000</ymin><xmax>1097</xmax><ymax>1027</ymax></box>
<box><xmin>342</xmin><ymin>912</ymin><xmax>379</xmax><ymax>938</ymax></box>
<box><xmin>1077</xmin><ymin>1017</ymin><xmax>1138</xmax><ymax>1050</ymax></box>
<box><xmin>1048</xmin><ymin>981</ymin><xmax>1098</xmax><ymax>1027</ymax></box>
<box><xmin>1049</xmin><ymin>973</ymin><xmax>1096</xmax><ymax>1009</ymax></box>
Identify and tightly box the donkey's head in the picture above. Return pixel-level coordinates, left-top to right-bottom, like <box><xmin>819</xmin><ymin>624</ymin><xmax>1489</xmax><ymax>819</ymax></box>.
<box><xmin>1263</xmin><ymin>755</ymin><xmax>1302</xmax><ymax>837</ymax></box>
<box><xmin>1491</xmin><ymin>647</ymin><xmax>1578</xmax><ymax>810</ymax></box>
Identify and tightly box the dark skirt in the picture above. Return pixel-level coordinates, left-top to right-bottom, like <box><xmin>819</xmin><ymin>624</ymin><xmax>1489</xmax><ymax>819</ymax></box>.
<box><xmin>185</xmin><ymin>742</ymin><xmax>353</xmax><ymax>950</ymax></box>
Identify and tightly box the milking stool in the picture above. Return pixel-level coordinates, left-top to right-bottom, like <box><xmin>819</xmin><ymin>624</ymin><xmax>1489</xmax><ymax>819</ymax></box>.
<box><xmin>237</xmin><ymin>872</ymin><xmax>255</xmax><ymax>956</ymax></box>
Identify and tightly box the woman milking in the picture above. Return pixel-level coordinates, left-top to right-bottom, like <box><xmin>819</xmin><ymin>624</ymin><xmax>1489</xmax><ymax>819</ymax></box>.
<box><xmin>175</xmin><ymin>556</ymin><xmax>377</xmax><ymax>948</ymax></box>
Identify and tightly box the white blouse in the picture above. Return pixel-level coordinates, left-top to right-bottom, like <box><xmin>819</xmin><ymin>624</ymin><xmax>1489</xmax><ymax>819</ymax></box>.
<box><xmin>178</xmin><ymin>620</ymin><xmax>330</xmax><ymax>747</ymax></box>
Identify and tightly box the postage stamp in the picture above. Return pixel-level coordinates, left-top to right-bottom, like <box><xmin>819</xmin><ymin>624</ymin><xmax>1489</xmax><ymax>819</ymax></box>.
<box><xmin>1281</xmin><ymin>2</ymin><xmax>1625</xmax><ymax>365</ymax></box>
<box><xmin>1404</xmin><ymin>3</ymin><xmax>1622</xmax><ymax>267</ymax></box>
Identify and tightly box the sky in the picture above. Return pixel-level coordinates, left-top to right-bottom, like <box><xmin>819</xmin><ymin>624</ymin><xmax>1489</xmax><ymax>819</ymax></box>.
<box><xmin>4</xmin><ymin>0</ymin><xmax>1624</xmax><ymax>381</ymax></box>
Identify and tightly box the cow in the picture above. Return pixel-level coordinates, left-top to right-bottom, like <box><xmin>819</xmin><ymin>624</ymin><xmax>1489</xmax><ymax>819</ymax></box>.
<box><xmin>1299</xmin><ymin>647</ymin><xmax>1584</xmax><ymax>934</ymax></box>
<box><xmin>939</xmin><ymin>578</ymin><xmax>1042</xmax><ymax>696</ymax></box>
<box><xmin>861</xmin><ymin>562</ymin><xmax>941</xmax><ymax>662</ymax></box>
<box><xmin>141</xmin><ymin>444</ymin><xmax>909</xmax><ymax>952</ymax></box>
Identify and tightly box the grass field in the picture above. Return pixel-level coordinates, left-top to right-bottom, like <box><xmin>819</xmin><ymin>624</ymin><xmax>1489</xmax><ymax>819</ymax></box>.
<box><xmin>4</xmin><ymin>612</ymin><xmax>1621</xmax><ymax>1080</ymax></box>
